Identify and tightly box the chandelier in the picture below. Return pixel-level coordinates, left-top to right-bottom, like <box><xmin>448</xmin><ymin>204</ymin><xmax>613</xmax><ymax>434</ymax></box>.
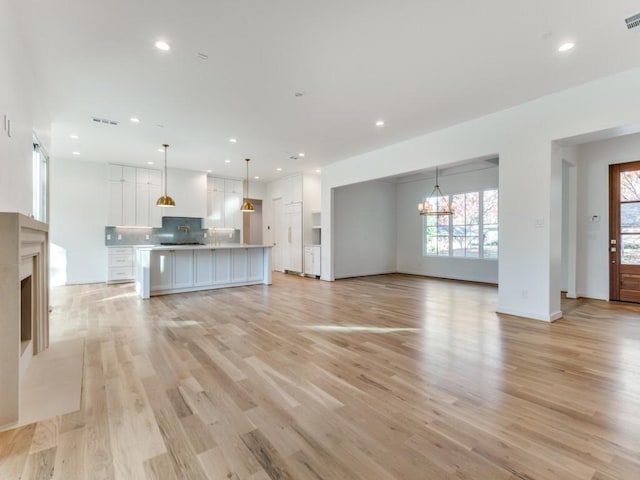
<box><xmin>417</xmin><ymin>167</ymin><xmax>453</xmax><ymax>216</ymax></box>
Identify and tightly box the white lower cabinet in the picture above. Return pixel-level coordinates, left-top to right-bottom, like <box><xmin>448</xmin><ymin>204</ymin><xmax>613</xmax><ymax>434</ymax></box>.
<box><xmin>173</xmin><ymin>250</ymin><xmax>194</xmax><ymax>289</ymax></box>
<box><xmin>248</xmin><ymin>248</ymin><xmax>264</xmax><ymax>281</ymax></box>
<box><xmin>194</xmin><ymin>250</ymin><xmax>213</xmax><ymax>286</ymax></box>
<box><xmin>149</xmin><ymin>247</ymin><xmax>266</xmax><ymax>292</ymax></box>
<box><xmin>304</xmin><ymin>245</ymin><xmax>321</xmax><ymax>277</ymax></box>
<box><xmin>214</xmin><ymin>250</ymin><xmax>231</xmax><ymax>284</ymax></box>
<box><xmin>149</xmin><ymin>250</ymin><xmax>173</xmax><ymax>290</ymax></box>
<box><xmin>231</xmin><ymin>249</ymin><xmax>248</xmax><ymax>283</ymax></box>
<box><xmin>149</xmin><ymin>250</ymin><xmax>194</xmax><ymax>290</ymax></box>
<box><xmin>108</xmin><ymin>247</ymin><xmax>134</xmax><ymax>283</ymax></box>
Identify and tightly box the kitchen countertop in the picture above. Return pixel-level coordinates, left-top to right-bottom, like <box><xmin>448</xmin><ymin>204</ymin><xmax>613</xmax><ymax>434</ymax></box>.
<box><xmin>136</xmin><ymin>244</ymin><xmax>272</xmax><ymax>251</ymax></box>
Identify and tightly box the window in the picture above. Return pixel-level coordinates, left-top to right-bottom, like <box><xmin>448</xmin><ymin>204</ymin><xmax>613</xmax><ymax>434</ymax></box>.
<box><xmin>423</xmin><ymin>188</ymin><xmax>498</xmax><ymax>259</ymax></box>
<box><xmin>32</xmin><ymin>137</ymin><xmax>48</xmax><ymax>223</ymax></box>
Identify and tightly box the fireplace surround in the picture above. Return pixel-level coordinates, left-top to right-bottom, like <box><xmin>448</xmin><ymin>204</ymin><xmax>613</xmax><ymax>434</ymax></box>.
<box><xmin>0</xmin><ymin>213</ymin><xmax>49</xmax><ymax>427</ymax></box>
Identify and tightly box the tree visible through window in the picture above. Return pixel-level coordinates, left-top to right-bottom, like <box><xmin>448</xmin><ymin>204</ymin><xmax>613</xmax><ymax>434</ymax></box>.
<box><xmin>423</xmin><ymin>188</ymin><xmax>498</xmax><ymax>259</ymax></box>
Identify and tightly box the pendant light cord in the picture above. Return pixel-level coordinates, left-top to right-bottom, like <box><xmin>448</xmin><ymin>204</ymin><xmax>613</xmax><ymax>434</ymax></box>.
<box><xmin>163</xmin><ymin>144</ymin><xmax>169</xmax><ymax>196</ymax></box>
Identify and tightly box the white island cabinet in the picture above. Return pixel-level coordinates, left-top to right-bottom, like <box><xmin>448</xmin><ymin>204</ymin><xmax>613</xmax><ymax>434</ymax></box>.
<box><xmin>136</xmin><ymin>244</ymin><xmax>272</xmax><ymax>299</ymax></box>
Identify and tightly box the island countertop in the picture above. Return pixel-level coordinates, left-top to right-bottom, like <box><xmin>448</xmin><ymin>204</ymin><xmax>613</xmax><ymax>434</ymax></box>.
<box><xmin>136</xmin><ymin>244</ymin><xmax>272</xmax><ymax>251</ymax></box>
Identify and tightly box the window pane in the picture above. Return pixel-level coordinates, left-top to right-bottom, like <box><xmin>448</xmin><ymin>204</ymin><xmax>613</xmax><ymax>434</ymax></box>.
<box><xmin>483</xmin><ymin>190</ymin><xmax>498</xmax><ymax>225</ymax></box>
<box><xmin>452</xmin><ymin>237</ymin><xmax>465</xmax><ymax>257</ymax></box>
<box><xmin>483</xmin><ymin>225</ymin><xmax>498</xmax><ymax>259</ymax></box>
<box><xmin>437</xmin><ymin>237</ymin><xmax>449</xmax><ymax>256</ymax></box>
<box><xmin>466</xmin><ymin>225</ymin><xmax>479</xmax><ymax>236</ymax></box>
<box><xmin>437</xmin><ymin>211</ymin><xmax>450</xmax><ymax>226</ymax></box>
<box><xmin>621</xmin><ymin>171</ymin><xmax>640</xmax><ymax>201</ymax></box>
<box><xmin>621</xmin><ymin>234</ymin><xmax>640</xmax><ymax>264</ymax></box>
<box><xmin>425</xmin><ymin>233</ymin><xmax>438</xmax><ymax>255</ymax></box>
<box><xmin>452</xmin><ymin>194</ymin><xmax>465</xmax><ymax>225</ymax></box>
<box><xmin>465</xmin><ymin>236</ymin><xmax>480</xmax><ymax>258</ymax></box>
<box><xmin>465</xmin><ymin>192</ymin><xmax>479</xmax><ymax>224</ymax></box>
<box><xmin>621</xmin><ymin>202</ymin><xmax>640</xmax><ymax>233</ymax></box>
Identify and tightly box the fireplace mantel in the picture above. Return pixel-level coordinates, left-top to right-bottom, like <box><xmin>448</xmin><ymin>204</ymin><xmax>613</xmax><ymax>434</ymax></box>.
<box><xmin>0</xmin><ymin>213</ymin><xmax>49</xmax><ymax>428</ymax></box>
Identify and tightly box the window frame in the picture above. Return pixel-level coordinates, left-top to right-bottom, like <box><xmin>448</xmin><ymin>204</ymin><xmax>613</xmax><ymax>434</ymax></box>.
<box><xmin>32</xmin><ymin>136</ymin><xmax>49</xmax><ymax>224</ymax></box>
<box><xmin>422</xmin><ymin>187</ymin><xmax>498</xmax><ymax>260</ymax></box>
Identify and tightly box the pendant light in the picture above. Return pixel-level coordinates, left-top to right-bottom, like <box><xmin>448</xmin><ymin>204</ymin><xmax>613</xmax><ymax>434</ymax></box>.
<box><xmin>418</xmin><ymin>167</ymin><xmax>453</xmax><ymax>216</ymax></box>
<box><xmin>241</xmin><ymin>158</ymin><xmax>255</xmax><ymax>212</ymax></box>
<box><xmin>156</xmin><ymin>144</ymin><xmax>175</xmax><ymax>207</ymax></box>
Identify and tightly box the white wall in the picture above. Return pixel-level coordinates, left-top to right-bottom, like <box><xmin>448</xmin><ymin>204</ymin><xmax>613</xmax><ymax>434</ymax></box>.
<box><xmin>50</xmin><ymin>157</ymin><xmax>108</xmax><ymax>284</ymax></box>
<box><xmin>321</xmin><ymin>66</ymin><xmax>640</xmax><ymax>321</ymax></box>
<box><xmin>573</xmin><ymin>132</ymin><xmax>640</xmax><ymax>300</ymax></box>
<box><xmin>0</xmin><ymin>0</ymin><xmax>50</xmax><ymax>215</ymax></box>
<box><xmin>396</xmin><ymin>165</ymin><xmax>499</xmax><ymax>283</ymax></box>
<box><xmin>333</xmin><ymin>181</ymin><xmax>396</xmax><ymax>278</ymax></box>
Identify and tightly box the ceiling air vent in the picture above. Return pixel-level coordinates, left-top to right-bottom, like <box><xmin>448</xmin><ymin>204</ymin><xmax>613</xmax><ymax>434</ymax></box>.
<box><xmin>92</xmin><ymin>117</ymin><xmax>119</xmax><ymax>126</ymax></box>
<box><xmin>625</xmin><ymin>13</ymin><xmax>640</xmax><ymax>31</ymax></box>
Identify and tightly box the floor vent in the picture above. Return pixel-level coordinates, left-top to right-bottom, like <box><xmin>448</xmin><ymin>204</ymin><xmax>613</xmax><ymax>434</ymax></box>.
<box><xmin>625</xmin><ymin>13</ymin><xmax>640</xmax><ymax>31</ymax></box>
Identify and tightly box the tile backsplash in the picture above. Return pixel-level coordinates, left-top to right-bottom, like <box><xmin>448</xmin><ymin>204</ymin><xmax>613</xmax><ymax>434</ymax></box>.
<box><xmin>105</xmin><ymin>217</ymin><xmax>240</xmax><ymax>246</ymax></box>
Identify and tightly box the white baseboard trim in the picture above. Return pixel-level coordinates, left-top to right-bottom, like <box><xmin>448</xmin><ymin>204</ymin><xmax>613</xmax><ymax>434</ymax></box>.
<box><xmin>577</xmin><ymin>291</ymin><xmax>608</xmax><ymax>301</ymax></box>
<box><xmin>496</xmin><ymin>306</ymin><xmax>561</xmax><ymax>323</ymax></box>
<box><xmin>334</xmin><ymin>270</ymin><xmax>397</xmax><ymax>280</ymax></box>
<box><xmin>398</xmin><ymin>268</ymin><xmax>497</xmax><ymax>285</ymax></box>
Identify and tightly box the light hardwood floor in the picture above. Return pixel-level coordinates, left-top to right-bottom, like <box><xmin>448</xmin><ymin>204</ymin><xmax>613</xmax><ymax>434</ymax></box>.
<box><xmin>2</xmin><ymin>273</ymin><xmax>640</xmax><ymax>480</ymax></box>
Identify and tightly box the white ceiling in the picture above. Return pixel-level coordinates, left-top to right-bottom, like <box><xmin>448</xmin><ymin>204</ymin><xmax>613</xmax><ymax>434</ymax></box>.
<box><xmin>12</xmin><ymin>0</ymin><xmax>640</xmax><ymax>182</ymax></box>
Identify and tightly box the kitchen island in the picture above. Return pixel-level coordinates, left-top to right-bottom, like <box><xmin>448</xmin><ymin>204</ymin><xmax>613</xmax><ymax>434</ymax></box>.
<box><xmin>135</xmin><ymin>244</ymin><xmax>272</xmax><ymax>299</ymax></box>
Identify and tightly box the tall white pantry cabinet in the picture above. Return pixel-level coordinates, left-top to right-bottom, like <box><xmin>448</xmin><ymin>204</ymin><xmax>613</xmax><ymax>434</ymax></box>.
<box><xmin>264</xmin><ymin>174</ymin><xmax>321</xmax><ymax>276</ymax></box>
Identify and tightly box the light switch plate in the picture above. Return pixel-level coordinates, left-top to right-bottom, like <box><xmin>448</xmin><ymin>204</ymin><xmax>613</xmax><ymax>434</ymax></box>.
<box><xmin>106</xmin><ymin>234</ymin><xmax>111</xmax><ymax>240</ymax></box>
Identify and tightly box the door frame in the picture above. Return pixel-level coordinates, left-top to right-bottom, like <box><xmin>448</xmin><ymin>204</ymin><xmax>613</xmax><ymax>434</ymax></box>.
<box><xmin>609</xmin><ymin>160</ymin><xmax>640</xmax><ymax>302</ymax></box>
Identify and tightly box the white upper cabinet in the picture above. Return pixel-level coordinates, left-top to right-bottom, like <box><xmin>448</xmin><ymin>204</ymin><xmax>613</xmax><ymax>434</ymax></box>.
<box><xmin>207</xmin><ymin>176</ymin><xmax>225</xmax><ymax>192</ymax></box>
<box><xmin>204</xmin><ymin>176</ymin><xmax>244</xmax><ymax>230</ymax></box>
<box><xmin>281</xmin><ymin>175</ymin><xmax>302</xmax><ymax>204</ymax></box>
<box><xmin>224</xmin><ymin>192</ymin><xmax>242</xmax><ymax>230</ymax></box>
<box><xmin>109</xmin><ymin>164</ymin><xmax>136</xmax><ymax>182</ymax></box>
<box><xmin>137</xmin><ymin>168</ymin><xmax>162</xmax><ymax>186</ymax></box>
<box><xmin>108</xmin><ymin>164</ymin><xmax>163</xmax><ymax>226</ymax></box>
<box><xmin>206</xmin><ymin>189</ymin><xmax>225</xmax><ymax>228</ymax></box>
<box><xmin>225</xmin><ymin>179</ymin><xmax>243</xmax><ymax>195</ymax></box>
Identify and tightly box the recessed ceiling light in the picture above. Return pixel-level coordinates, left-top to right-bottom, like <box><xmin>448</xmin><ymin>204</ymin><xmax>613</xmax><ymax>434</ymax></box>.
<box><xmin>130</xmin><ymin>117</ymin><xmax>140</xmax><ymax>123</ymax></box>
<box><xmin>558</xmin><ymin>42</ymin><xmax>575</xmax><ymax>52</ymax></box>
<box><xmin>298</xmin><ymin>152</ymin><xmax>305</xmax><ymax>157</ymax></box>
<box><xmin>72</xmin><ymin>151</ymin><xmax>80</xmax><ymax>156</ymax></box>
<box><xmin>224</xmin><ymin>159</ymin><xmax>231</xmax><ymax>164</ymax></box>
<box><xmin>376</xmin><ymin>120</ymin><xmax>385</xmax><ymax>127</ymax></box>
<box><xmin>254</xmin><ymin>176</ymin><xmax>259</xmax><ymax>179</ymax></box>
<box><xmin>229</xmin><ymin>138</ymin><xmax>237</xmax><ymax>143</ymax></box>
<box><xmin>158</xmin><ymin>148</ymin><xmax>164</xmax><ymax>152</ymax></box>
<box><xmin>207</xmin><ymin>169</ymin><xmax>212</xmax><ymax>173</ymax></box>
<box><xmin>155</xmin><ymin>41</ymin><xmax>170</xmax><ymax>51</ymax></box>
<box><xmin>276</xmin><ymin>167</ymin><xmax>282</xmax><ymax>172</ymax></box>
<box><xmin>147</xmin><ymin>161</ymin><xmax>154</xmax><ymax>165</ymax></box>
<box><xmin>69</xmin><ymin>134</ymin><xmax>79</xmax><ymax>140</ymax></box>
<box><xmin>315</xmin><ymin>169</ymin><xmax>321</xmax><ymax>173</ymax></box>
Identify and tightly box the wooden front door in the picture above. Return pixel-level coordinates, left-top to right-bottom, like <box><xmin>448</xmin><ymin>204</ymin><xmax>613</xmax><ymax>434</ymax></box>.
<box><xmin>609</xmin><ymin>161</ymin><xmax>640</xmax><ymax>302</ymax></box>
